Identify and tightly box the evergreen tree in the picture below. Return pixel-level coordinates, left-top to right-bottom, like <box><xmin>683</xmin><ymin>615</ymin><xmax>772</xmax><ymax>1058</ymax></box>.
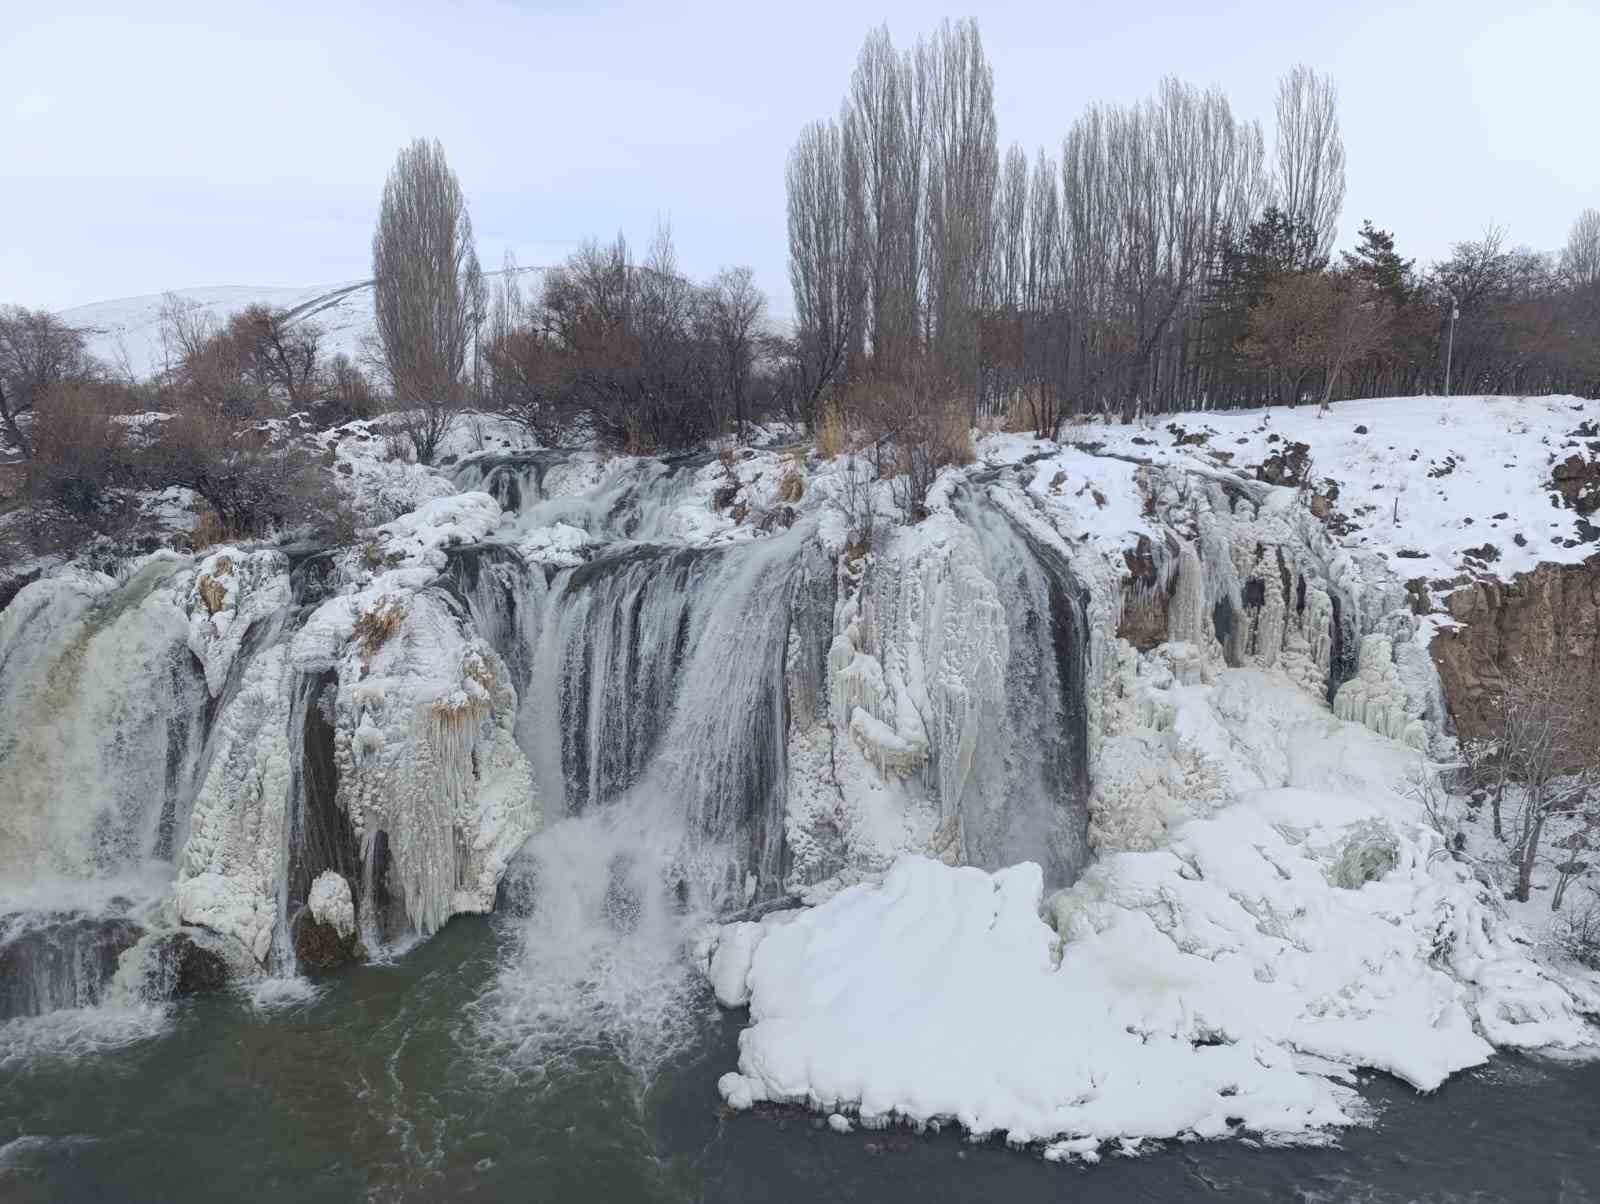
<box><xmin>1341</xmin><ymin>220</ymin><xmax>1414</xmax><ymax>307</ymax></box>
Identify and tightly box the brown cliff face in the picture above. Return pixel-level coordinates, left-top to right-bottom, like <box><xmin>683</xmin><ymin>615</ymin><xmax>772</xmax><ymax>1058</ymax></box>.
<box><xmin>1117</xmin><ymin>534</ymin><xmax>1173</xmax><ymax>651</ymax></box>
<box><xmin>1430</xmin><ymin>556</ymin><xmax>1600</xmax><ymax>751</ymax></box>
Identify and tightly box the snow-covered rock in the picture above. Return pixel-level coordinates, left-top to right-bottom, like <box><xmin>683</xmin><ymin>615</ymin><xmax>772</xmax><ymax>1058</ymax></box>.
<box><xmin>307</xmin><ymin>870</ymin><xmax>356</xmax><ymax>941</ymax></box>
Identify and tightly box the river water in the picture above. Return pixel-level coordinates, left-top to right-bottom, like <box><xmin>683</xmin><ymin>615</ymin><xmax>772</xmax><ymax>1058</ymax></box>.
<box><xmin>3</xmin><ymin>914</ymin><xmax>1597</xmax><ymax>1204</ymax></box>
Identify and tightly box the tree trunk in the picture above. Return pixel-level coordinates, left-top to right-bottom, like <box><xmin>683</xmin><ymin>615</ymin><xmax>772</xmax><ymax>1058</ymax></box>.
<box><xmin>1516</xmin><ymin>808</ymin><xmax>1544</xmax><ymax>903</ymax></box>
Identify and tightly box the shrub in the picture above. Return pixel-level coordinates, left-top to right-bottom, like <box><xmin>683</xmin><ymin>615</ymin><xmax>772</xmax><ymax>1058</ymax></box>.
<box><xmin>24</xmin><ymin>380</ymin><xmax>128</xmax><ymax>516</ymax></box>
<box><xmin>814</xmin><ymin>404</ymin><xmax>848</xmax><ymax>459</ymax></box>
<box><xmin>139</xmin><ymin>403</ymin><xmax>354</xmax><ymax>543</ymax></box>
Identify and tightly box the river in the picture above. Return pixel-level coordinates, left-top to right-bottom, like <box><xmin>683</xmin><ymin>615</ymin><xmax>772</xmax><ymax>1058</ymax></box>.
<box><xmin>3</xmin><ymin>914</ymin><xmax>1596</xmax><ymax>1203</ymax></box>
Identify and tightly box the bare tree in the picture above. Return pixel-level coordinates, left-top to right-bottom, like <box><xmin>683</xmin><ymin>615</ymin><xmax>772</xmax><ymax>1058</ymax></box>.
<box><xmin>842</xmin><ymin>25</ymin><xmax>925</xmax><ymax>378</ymax></box>
<box><xmin>704</xmin><ymin>267</ymin><xmax>766</xmax><ymax>439</ymax></box>
<box><xmin>230</xmin><ymin>305</ymin><xmax>322</xmax><ymax>406</ymax></box>
<box><xmin>1486</xmin><ymin>662</ymin><xmax>1598</xmax><ymax>904</ymax></box>
<box><xmin>371</xmin><ymin>137</ymin><xmax>481</xmax><ymax>462</ymax></box>
<box><xmin>922</xmin><ymin>18</ymin><xmax>998</xmax><ymax>412</ymax></box>
<box><xmin>157</xmin><ymin>292</ymin><xmax>217</xmax><ymax>384</ymax></box>
<box><xmin>1561</xmin><ymin>207</ymin><xmax>1600</xmax><ymax>291</ymax></box>
<box><xmin>786</xmin><ymin>118</ymin><xmax>861</xmax><ymax>426</ymax></box>
<box><xmin>1317</xmin><ymin>270</ymin><xmax>1385</xmax><ymax>410</ymax></box>
<box><xmin>0</xmin><ymin>306</ymin><xmax>93</xmax><ymax>458</ymax></box>
<box><xmin>1272</xmin><ymin>65</ymin><xmax>1346</xmax><ymax>264</ymax></box>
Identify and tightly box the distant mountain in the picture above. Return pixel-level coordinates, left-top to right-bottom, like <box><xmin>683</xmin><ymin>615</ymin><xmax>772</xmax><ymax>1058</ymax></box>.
<box><xmin>61</xmin><ymin>270</ymin><xmax>545</xmax><ymax>381</ymax></box>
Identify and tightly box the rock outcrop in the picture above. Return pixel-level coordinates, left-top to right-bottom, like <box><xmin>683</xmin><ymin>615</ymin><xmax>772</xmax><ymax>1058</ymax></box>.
<box><xmin>1430</xmin><ymin>556</ymin><xmax>1600</xmax><ymax>755</ymax></box>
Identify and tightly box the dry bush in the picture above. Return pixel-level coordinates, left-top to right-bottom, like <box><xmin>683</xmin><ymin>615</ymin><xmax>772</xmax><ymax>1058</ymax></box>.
<box><xmin>814</xmin><ymin>404</ymin><xmax>848</xmax><ymax>459</ymax></box>
<box><xmin>353</xmin><ymin>595</ymin><xmax>408</xmax><ymax>655</ymax></box>
<box><xmin>1001</xmin><ymin>389</ymin><xmax>1036</xmax><ymax>434</ymax></box>
<box><xmin>778</xmin><ymin>455</ymin><xmax>805</xmax><ymax>503</ymax></box>
<box><xmin>24</xmin><ymin>380</ymin><xmax>129</xmax><ymax>516</ymax></box>
<box><xmin>190</xmin><ymin>508</ymin><xmax>229</xmax><ymax>552</ymax></box>
<box><xmin>890</xmin><ymin>398</ymin><xmax>975</xmax><ymax>522</ymax></box>
<box><xmin>139</xmin><ymin>403</ymin><xmax>354</xmax><ymax>543</ymax></box>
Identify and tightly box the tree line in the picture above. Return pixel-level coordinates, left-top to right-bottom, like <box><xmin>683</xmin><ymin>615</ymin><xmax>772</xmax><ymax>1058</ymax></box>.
<box><xmin>785</xmin><ymin>20</ymin><xmax>1600</xmax><ymax>435</ymax></box>
<box><xmin>3</xmin><ymin>20</ymin><xmax>1599</xmax><ymax>554</ymax></box>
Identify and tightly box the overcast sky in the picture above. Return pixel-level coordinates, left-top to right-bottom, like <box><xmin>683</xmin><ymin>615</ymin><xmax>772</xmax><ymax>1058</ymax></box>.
<box><xmin>3</xmin><ymin>0</ymin><xmax>1596</xmax><ymax>315</ymax></box>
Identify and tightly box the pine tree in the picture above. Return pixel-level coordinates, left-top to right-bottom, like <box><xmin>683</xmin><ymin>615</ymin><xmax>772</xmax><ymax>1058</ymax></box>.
<box><xmin>1341</xmin><ymin>220</ymin><xmax>1414</xmax><ymax>308</ymax></box>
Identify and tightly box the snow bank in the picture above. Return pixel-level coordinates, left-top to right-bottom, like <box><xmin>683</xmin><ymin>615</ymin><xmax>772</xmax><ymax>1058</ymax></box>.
<box><xmin>722</xmin><ymin>667</ymin><xmax>1600</xmax><ymax>1156</ymax></box>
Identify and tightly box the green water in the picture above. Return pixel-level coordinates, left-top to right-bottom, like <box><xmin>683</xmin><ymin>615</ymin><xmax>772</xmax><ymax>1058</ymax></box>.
<box><xmin>3</xmin><ymin>916</ymin><xmax>1598</xmax><ymax>1203</ymax></box>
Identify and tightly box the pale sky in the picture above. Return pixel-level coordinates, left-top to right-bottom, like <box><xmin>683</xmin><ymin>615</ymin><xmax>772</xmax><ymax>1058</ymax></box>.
<box><xmin>3</xmin><ymin>0</ymin><xmax>1596</xmax><ymax>316</ymax></box>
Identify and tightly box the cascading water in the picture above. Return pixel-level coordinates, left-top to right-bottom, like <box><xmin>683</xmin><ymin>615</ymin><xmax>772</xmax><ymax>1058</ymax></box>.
<box><xmin>454</xmin><ymin>450</ymin><xmax>711</xmax><ymax>544</ymax></box>
<box><xmin>955</xmin><ymin>496</ymin><xmax>1092</xmax><ymax>887</ymax></box>
<box><xmin>1</xmin><ymin>446</ymin><xmax>1101</xmax><ymax>1061</ymax></box>
<box><xmin>0</xmin><ymin>558</ymin><xmax>211</xmax><ymax>1025</ymax></box>
<box><xmin>481</xmin><ymin>521</ymin><xmax>817</xmax><ymax>1072</ymax></box>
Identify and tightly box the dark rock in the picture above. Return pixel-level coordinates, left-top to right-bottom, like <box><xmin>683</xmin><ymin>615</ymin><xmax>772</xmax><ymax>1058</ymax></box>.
<box><xmin>292</xmin><ymin>912</ymin><xmax>358</xmax><ymax>973</ymax></box>
<box><xmin>1117</xmin><ymin>534</ymin><xmax>1174</xmax><ymax>651</ymax></box>
<box><xmin>1256</xmin><ymin>441</ymin><xmax>1312</xmax><ymax>487</ymax></box>
<box><xmin>1354</xmin><ymin>425</ymin><xmax>1368</xmax><ymax>434</ymax></box>
<box><xmin>146</xmin><ymin>929</ymin><xmax>230</xmax><ymax>998</ymax></box>
<box><xmin>1550</xmin><ymin>452</ymin><xmax>1600</xmax><ymax>515</ymax></box>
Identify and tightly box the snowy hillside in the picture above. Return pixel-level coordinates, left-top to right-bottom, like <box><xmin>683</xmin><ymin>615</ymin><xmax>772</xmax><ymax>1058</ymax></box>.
<box><xmin>61</xmin><ymin>268</ymin><xmax>546</xmax><ymax>380</ymax></box>
<box><xmin>1078</xmin><ymin>394</ymin><xmax>1600</xmax><ymax>591</ymax></box>
<box><xmin>61</xmin><ymin>281</ymin><xmax>376</xmax><ymax>379</ymax></box>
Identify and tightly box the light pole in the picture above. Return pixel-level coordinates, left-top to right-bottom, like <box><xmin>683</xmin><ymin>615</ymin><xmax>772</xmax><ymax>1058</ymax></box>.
<box><xmin>1444</xmin><ymin>292</ymin><xmax>1458</xmax><ymax>397</ymax></box>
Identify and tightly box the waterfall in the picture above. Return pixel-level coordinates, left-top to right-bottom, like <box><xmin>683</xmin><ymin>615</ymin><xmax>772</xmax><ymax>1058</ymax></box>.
<box><xmin>957</xmin><ymin>499</ymin><xmax>1092</xmax><ymax>887</ymax></box>
<box><xmin>0</xmin><ymin>558</ymin><xmax>208</xmax><ymax>892</ymax></box>
<box><xmin>480</xmin><ymin>524</ymin><xmax>815</xmax><ymax>1075</ymax></box>
<box><xmin>516</xmin><ymin>524</ymin><xmax>813</xmax><ymax>907</ymax></box>
<box><xmin>454</xmin><ymin>450</ymin><xmax>711</xmax><ymax>543</ymax></box>
<box><xmin>0</xmin><ymin>558</ymin><xmax>220</xmax><ymax>1026</ymax></box>
<box><xmin>2</xmin><ymin>437</ymin><xmax>1114</xmax><ymax>1042</ymax></box>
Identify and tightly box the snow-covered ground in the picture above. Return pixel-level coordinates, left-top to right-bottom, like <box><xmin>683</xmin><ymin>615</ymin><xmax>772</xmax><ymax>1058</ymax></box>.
<box><xmin>1076</xmin><ymin>394</ymin><xmax>1600</xmax><ymax>589</ymax></box>
<box><xmin>61</xmin><ymin>282</ymin><xmax>376</xmax><ymax>380</ymax></box>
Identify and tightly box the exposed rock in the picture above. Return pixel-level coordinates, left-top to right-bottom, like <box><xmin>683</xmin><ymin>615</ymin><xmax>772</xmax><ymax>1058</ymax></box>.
<box><xmin>0</xmin><ymin>913</ymin><xmax>144</xmax><ymax>1019</ymax></box>
<box><xmin>1256</xmin><ymin>441</ymin><xmax>1312</xmax><ymax>487</ymax></box>
<box><xmin>292</xmin><ymin>911</ymin><xmax>359</xmax><ymax>972</ymax></box>
<box><xmin>1117</xmin><ymin>534</ymin><xmax>1174</xmax><ymax>650</ymax></box>
<box><xmin>1550</xmin><ymin>452</ymin><xmax>1600</xmax><ymax>515</ymax></box>
<box><xmin>1430</xmin><ymin>556</ymin><xmax>1600</xmax><ymax>760</ymax></box>
<box><xmin>146</xmin><ymin>928</ymin><xmax>231</xmax><ymax>998</ymax></box>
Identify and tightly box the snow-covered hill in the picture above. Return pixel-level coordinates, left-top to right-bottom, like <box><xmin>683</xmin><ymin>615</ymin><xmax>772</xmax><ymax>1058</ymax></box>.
<box><xmin>61</xmin><ymin>281</ymin><xmax>376</xmax><ymax>379</ymax></box>
<box><xmin>61</xmin><ymin>269</ymin><xmax>545</xmax><ymax>380</ymax></box>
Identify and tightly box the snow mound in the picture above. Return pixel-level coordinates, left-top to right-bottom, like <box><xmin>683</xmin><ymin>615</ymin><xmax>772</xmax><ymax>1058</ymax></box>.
<box><xmin>720</xmin><ymin>668</ymin><xmax>1599</xmax><ymax>1157</ymax></box>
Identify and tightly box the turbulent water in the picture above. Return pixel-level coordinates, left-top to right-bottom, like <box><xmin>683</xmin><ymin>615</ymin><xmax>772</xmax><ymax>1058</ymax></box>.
<box><xmin>4</xmin><ymin>915</ymin><xmax>1600</xmax><ymax>1203</ymax></box>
